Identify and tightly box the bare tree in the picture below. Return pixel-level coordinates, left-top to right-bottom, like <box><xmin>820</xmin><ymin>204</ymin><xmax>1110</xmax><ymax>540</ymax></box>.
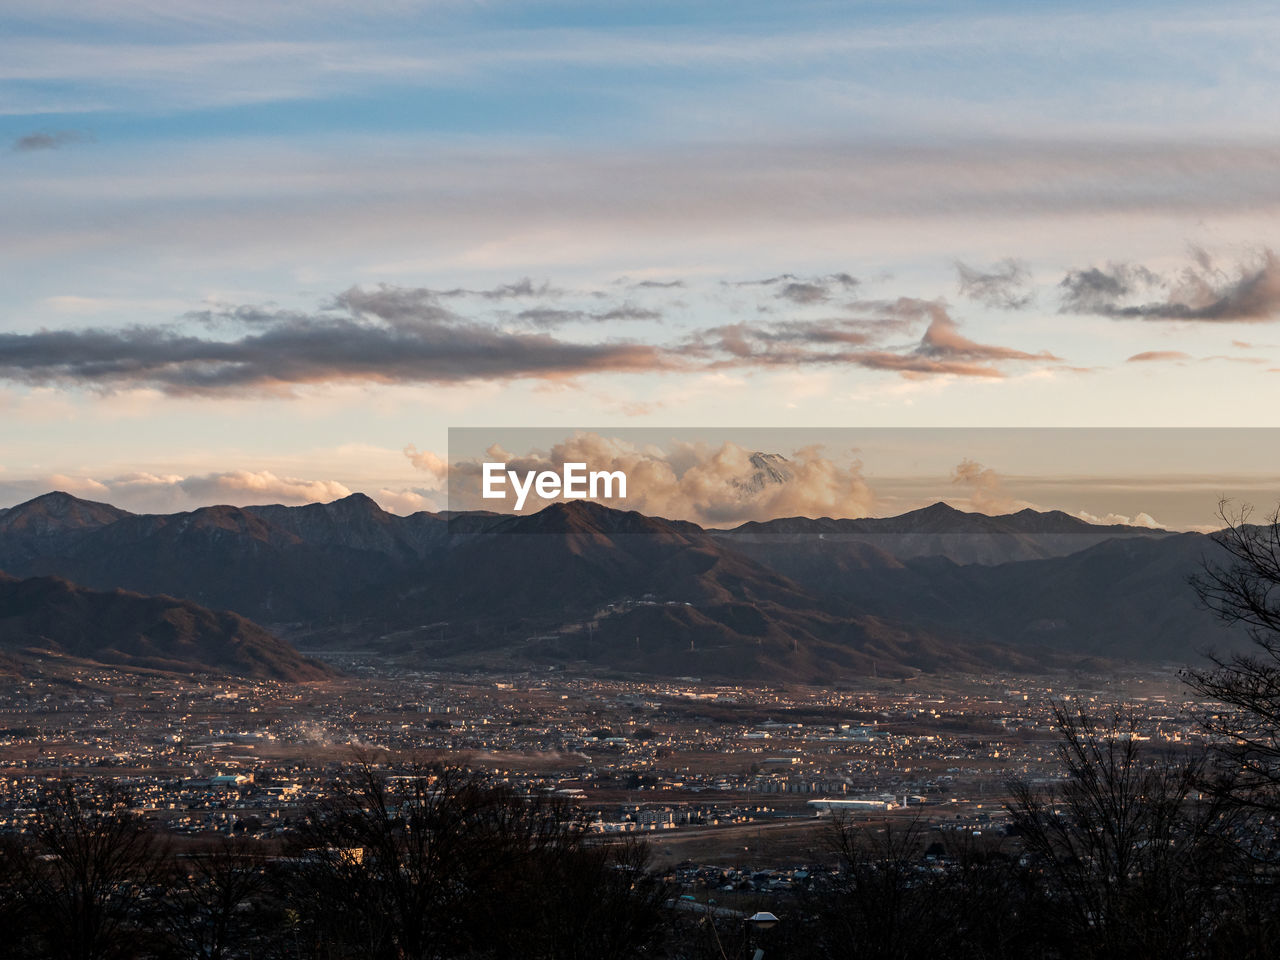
<box><xmin>18</xmin><ymin>781</ymin><xmax>165</xmax><ymax>960</ymax></box>
<box><xmin>287</xmin><ymin>759</ymin><xmax>668</xmax><ymax>960</ymax></box>
<box><xmin>0</xmin><ymin>833</ymin><xmax>35</xmax><ymax>958</ymax></box>
<box><xmin>805</xmin><ymin>817</ymin><xmax>1033</xmax><ymax>960</ymax></box>
<box><xmin>155</xmin><ymin>836</ymin><xmax>270</xmax><ymax>960</ymax></box>
<box><xmin>1008</xmin><ymin>707</ymin><xmax>1239</xmax><ymax>960</ymax></box>
<box><xmin>1187</xmin><ymin>500</ymin><xmax>1280</xmax><ymax>812</ymax></box>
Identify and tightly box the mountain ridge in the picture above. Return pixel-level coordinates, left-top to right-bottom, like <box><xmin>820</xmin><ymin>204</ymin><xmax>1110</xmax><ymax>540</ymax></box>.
<box><xmin>0</xmin><ymin>490</ymin><xmax>1241</xmax><ymax>680</ymax></box>
<box><xmin>0</xmin><ymin>571</ymin><xmax>333</xmax><ymax>681</ymax></box>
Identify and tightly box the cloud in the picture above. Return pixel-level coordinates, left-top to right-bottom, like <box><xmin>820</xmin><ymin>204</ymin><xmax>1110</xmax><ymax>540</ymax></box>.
<box><xmin>44</xmin><ymin>474</ymin><xmax>112</xmax><ymax>498</ymax></box>
<box><xmin>330</xmin><ymin>285</ymin><xmax>457</xmax><ymax>324</ymax></box>
<box><xmin>515</xmin><ymin>304</ymin><xmax>661</xmax><ymax>327</ymax></box>
<box><xmin>373</xmin><ymin>487</ymin><xmax>440</xmax><ymax>515</ymax></box>
<box><xmin>687</xmin><ymin>298</ymin><xmax>1060</xmax><ymax>379</ymax></box>
<box><xmin>916</xmin><ymin>311</ymin><xmax>1057</xmax><ymax>363</ymax></box>
<box><xmin>0</xmin><ymin>279</ymin><xmax>1063</xmax><ymax>394</ymax></box>
<box><xmin>691</xmin><ymin>318</ymin><xmax>879</xmax><ymax>363</ymax></box>
<box><xmin>1075</xmin><ymin>509</ymin><xmax>1164</xmax><ymax>529</ymax></box>
<box><xmin>0</xmin><ymin>298</ymin><xmax>676</xmax><ymax>395</ymax></box>
<box><xmin>12</xmin><ymin>130</ymin><xmax>91</xmax><ymax>152</ymax></box>
<box><xmin>403</xmin><ymin>444</ymin><xmax>448</xmax><ymax>490</ymax></box>
<box><xmin>955</xmin><ymin>258</ymin><xmax>1033</xmax><ymax>310</ymax></box>
<box><xmin>176</xmin><ymin>470</ymin><xmax>353</xmax><ymax>504</ymax></box>
<box><xmin>728</xmin><ymin>272</ymin><xmax>859</xmax><ymax>304</ymax></box>
<box><xmin>436</xmin><ymin>278</ymin><xmax>564</xmax><ymax>300</ymax></box>
<box><xmin>629</xmin><ymin>279</ymin><xmax>684</xmax><ymax>289</ymax></box>
<box><xmin>4</xmin><ymin>466</ymin><xmax>447</xmax><ymax>515</ymax></box>
<box><xmin>16</xmin><ymin>469</ymin><xmax>354</xmax><ymax>512</ymax></box>
<box><xmin>1126</xmin><ymin>350</ymin><xmax>1191</xmax><ymax>363</ymax></box>
<box><xmin>514</xmin><ymin>308</ymin><xmax>584</xmax><ymax>328</ymax></box>
<box><xmin>1060</xmin><ymin>249</ymin><xmax>1280</xmax><ymax>322</ymax></box>
<box><xmin>949</xmin><ymin>458</ymin><xmax>1030</xmax><ymax>514</ymax></box>
<box><xmin>853</xmin><ymin>305</ymin><xmax>1060</xmax><ymax>379</ymax></box>
<box><xmin>951</xmin><ymin>459</ymin><xmax>1167</xmax><ymax>527</ymax></box>
<box><xmin>449</xmin><ymin>433</ymin><xmax>875</xmax><ymax>526</ymax></box>
<box><xmin>729</xmin><ymin>273</ymin><xmax>799</xmax><ymax>287</ymax></box>
<box><xmin>777</xmin><ymin>282</ymin><xmax>834</xmax><ymax>304</ymax></box>
<box><xmin>332</xmin><ymin>280</ymin><xmax>565</xmax><ymax>317</ymax></box>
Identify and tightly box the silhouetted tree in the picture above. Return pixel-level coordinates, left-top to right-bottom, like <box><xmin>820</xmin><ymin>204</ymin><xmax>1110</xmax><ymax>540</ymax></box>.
<box><xmin>1188</xmin><ymin>500</ymin><xmax>1280</xmax><ymax>813</ymax></box>
<box><xmin>803</xmin><ymin>817</ymin><xmax>1034</xmax><ymax>960</ymax></box>
<box><xmin>154</xmin><ymin>836</ymin><xmax>271</xmax><ymax>960</ymax></box>
<box><xmin>1009</xmin><ymin>707</ymin><xmax>1241</xmax><ymax>960</ymax></box>
<box><xmin>496</xmin><ymin>835</ymin><xmax>669</xmax><ymax>960</ymax></box>
<box><xmin>0</xmin><ymin>833</ymin><xmax>35</xmax><ymax>958</ymax></box>
<box><xmin>287</xmin><ymin>760</ymin><xmax>668</xmax><ymax>959</ymax></box>
<box><xmin>17</xmin><ymin>781</ymin><xmax>164</xmax><ymax>960</ymax></box>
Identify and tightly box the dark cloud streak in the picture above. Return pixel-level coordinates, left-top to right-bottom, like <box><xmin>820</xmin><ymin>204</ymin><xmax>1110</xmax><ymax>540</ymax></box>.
<box><xmin>0</xmin><ymin>279</ymin><xmax>1065</xmax><ymax>394</ymax></box>
<box><xmin>0</xmin><ymin>307</ymin><xmax>674</xmax><ymax>395</ymax></box>
<box><xmin>1060</xmin><ymin>250</ymin><xmax>1280</xmax><ymax>321</ymax></box>
<box><xmin>956</xmin><ymin>258</ymin><xmax>1033</xmax><ymax>309</ymax></box>
<box><xmin>12</xmin><ymin>130</ymin><xmax>91</xmax><ymax>152</ymax></box>
<box><xmin>728</xmin><ymin>271</ymin><xmax>859</xmax><ymax>304</ymax></box>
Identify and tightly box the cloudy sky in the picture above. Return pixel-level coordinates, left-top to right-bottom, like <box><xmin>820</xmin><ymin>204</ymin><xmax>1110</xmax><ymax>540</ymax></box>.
<box><xmin>2</xmin><ymin>0</ymin><xmax>1280</xmax><ymax>523</ymax></box>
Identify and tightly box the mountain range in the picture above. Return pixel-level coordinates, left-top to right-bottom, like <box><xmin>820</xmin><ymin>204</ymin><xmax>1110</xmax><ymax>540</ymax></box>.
<box><xmin>0</xmin><ymin>490</ymin><xmax>1248</xmax><ymax>681</ymax></box>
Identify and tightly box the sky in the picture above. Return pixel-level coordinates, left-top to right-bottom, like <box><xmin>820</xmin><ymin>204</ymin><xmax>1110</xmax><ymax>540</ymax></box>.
<box><xmin>2</xmin><ymin>1</ymin><xmax>1280</xmax><ymax>524</ymax></box>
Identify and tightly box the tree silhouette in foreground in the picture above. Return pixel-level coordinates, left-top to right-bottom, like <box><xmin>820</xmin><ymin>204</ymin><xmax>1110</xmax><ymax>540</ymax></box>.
<box><xmin>287</xmin><ymin>760</ymin><xmax>669</xmax><ymax>960</ymax></box>
<box><xmin>1188</xmin><ymin>500</ymin><xmax>1280</xmax><ymax>814</ymax></box>
<box><xmin>154</xmin><ymin>836</ymin><xmax>274</xmax><ymax>960</ymax></box>
<box><xmin>1009</xmin><ymin>706</ymin><xmax>1247</xmax><ymax>960</ymax></box>
<box><xmin>15</xmin><ymin>782</ymin><xmax>164</xmax><ymax>960</ymax></box>
<box><xmin>801</xmin><ymin>816</ymin><xmax>1036</xmax><ymax>960</ymax></box>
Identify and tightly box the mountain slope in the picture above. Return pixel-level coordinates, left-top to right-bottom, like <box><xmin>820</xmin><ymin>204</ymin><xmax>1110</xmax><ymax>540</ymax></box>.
<box><xmin>3</xmin><ymin>495</ymin><xmax>430</xmax><ymax>624</ymax></box>
<box><xmin>0</xmin><ymin>491</ymin><xmax>134</xmax><ymax>568</ymax></box>
<box><xmin>731</xmin><ymin>530</ymin><xmax>1242</xmax><ymax>663</ymax></box>
<box><xmin>0</xmin><ymin>491</ymin><xmax>1242</xmax><ymax>678</ymax></box>
<box><xmin>360</xmin><ymin>500</ymin><xmax>1092</xmax><ymax>680</ymax></box>
<box><xmin>921</xmin><ymin>532</ymin><xmax>1241</xmax><ymax>660</ymax></box>
<box><xmin>0</xmin><ymin>573</ymin><xmax>333</xmax><ymax>680</ymax></box>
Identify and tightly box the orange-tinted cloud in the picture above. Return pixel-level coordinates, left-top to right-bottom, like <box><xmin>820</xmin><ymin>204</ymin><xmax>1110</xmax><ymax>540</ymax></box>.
<box><xmin>403</xmin><ymin>445</ymin><xmax>448</xmax><ymax>490</ymax></box>
<box><xmin>1126</xmin><ymin>350</ymin><xmax>1191</xmax><ymax>362</ymax></box>
<box><xmin>445</xmin><ymin>433</ymin><xmax>876</xmax><ymax>526</ymax></box>
<box><xmin>691</xmin><ymin>299</ymin><xmax>1060</xmax><ymax>379</ymax></box>
<box><xmin>949</xmin><ymin>458</ymin><xmax>1030</xmax><ymax>514</ymax></box>
<box><xmin>17</xmin><ymin>470</ymin><xmax>354</xmax><ymax>512</ymax></box>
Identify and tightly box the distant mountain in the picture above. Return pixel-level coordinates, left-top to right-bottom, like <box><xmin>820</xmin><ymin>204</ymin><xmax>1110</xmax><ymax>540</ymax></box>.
<box><xmin>244</xmin><ymin>493</ymin><xmax>447</xmax><ymax>558</ymax></box>
<box><xmin>0</xmin><ymin>490</ymin><xmax>1244</xmax><ymax>679</ymax></box>
<box><xmin>0</xmin><ymin>491</ymin><xmax>133</xmax><ymax>568</ymax></box>
<box><xmin>0</xmin><ymin>490</ymin><xmax>131</xmax><ymax>534</ymax></box>
<box><xmin>397</xmin><ymin>498</ymin><xmax>818</xmax><ymax>623</ymax></box>
<box><xmin>733</xmin><ymin>530</ymin><xmax>1241</xmax><ymax>663</ymax></box>
<box><xmin>363</xmin><ymin>500</ymin><xmax>1074</xmax><ymax>680</ymax></box>
<box><xmin>0</xmin><ymin>572</ymin><xmax>332</xmax><ymax>680</ymax></box>
<box><xmin>911</xmin><ymin>533</ymin><xmax>1240</xmax><ymax>662</ymax></box>
<box><xmin>716</xmin><ymin>501</ymin><xmax>1171</xmax><ymax>565</ymax></box>
<box><xmin>731</xmin><ymin>451</ymin><xmax>794</xmax><ymax>495</ymax></box>
<box><xmin>1</xmin><ymin>493</ymin><xmax>443</xmax><ymax>625</ymax></box>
